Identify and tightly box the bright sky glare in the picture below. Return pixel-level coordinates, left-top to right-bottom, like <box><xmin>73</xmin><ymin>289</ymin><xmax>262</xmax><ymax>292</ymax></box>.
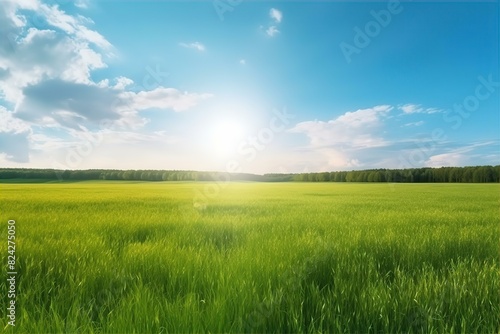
<box><xmin>0</xmin><ymin>0</ymin><xmax>498</xmax><ymax>174</ymax></box>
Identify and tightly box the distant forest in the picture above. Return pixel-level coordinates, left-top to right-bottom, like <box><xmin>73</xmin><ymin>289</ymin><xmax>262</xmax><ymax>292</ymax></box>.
<box><xmin>0</xmin><ymin>165</ymin><xmax>499</xmax><ymax>183</ymax></box>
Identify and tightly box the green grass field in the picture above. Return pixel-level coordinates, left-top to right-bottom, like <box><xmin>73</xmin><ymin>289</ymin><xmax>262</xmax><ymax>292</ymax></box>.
<box><xmin>1</xmin><ymin>182</ymin><xmax>499</xmax><ymax>333</ymax></box>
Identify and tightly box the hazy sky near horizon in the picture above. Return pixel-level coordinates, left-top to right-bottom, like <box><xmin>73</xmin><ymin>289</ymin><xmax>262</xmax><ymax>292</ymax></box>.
<box><xmin>0</xmin><ymin>0</ymin><xmax>498</xmax><ymax>174</ymax></box>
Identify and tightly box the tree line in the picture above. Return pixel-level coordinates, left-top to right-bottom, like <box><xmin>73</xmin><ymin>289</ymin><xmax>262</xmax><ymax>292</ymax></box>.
<box><xmin>0</xmin><ymin>169</ymin><xmax>282</xmax><ymax>182</ymax></box>
<box><xmin>290</xmin><ymin>166</ymin><xmax>500</xmax><ymax>183</ymax></box>
<box><xmin>0</xmin><ymin>165</ymin><xmax>498</xmax><ymax>183</ymax></box>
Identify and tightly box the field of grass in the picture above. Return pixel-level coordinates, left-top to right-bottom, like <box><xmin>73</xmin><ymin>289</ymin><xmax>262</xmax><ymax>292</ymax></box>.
<box><xmin>1</xmin><ymin>181</ymin><xmax>499</xmax><ymax>333</ymax></box>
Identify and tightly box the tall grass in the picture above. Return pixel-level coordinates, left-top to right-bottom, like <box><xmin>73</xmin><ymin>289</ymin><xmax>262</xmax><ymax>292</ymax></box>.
<box><xmin>0</xmin><ymin>182</ymin><xmax>498</xmax><ymax>333</ymax></box>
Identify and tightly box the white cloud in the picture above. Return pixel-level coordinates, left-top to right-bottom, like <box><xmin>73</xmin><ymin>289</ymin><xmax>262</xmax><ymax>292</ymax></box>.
<box><xmin>179</xmin><ymin>41</ymin><xmax>205</xmax><ymax>52</ymax></box>
<box><xmin>38</xmin><ymin>3</ymin><xmax>112</xmax><ymax>51</ymax></box>
<box><xmin>0</xmin><ymin>0</ymin><xmax>215</xmax><ymax>167</ymax></box>
<box><xmin>113</xmin><ymin>76</ymin><xmax>134</xmax><ymax>90</ymax></box>
<box><xmin>399</xmin><ymin>104</ymin><xmax>419</xmax><ymax>114</ymax></box>
<box><xmin>425</xmin><ymin>153</ymin><xmax>465</xmax><ymax>167</ymax></box>
<box><xmin>318</xmin><ymin>148</ymin><xmax>360</xmax><ymax>170</ymax></box>
<box><xmin>266</xmin><ymin>26</ymin><xmax>280</xmax><ymax>37</ymax></box>
<box><xmin>270</xmin><ymin>8</ymin><xmax>282</xmax><ymax>23</ymax></box>
<box><xmin>291</xmin><ymin>105</ymin><xmax>392</xmax><ymax>148</ymax></box>
<box><xmin>15</xmin><ymin>79</ymin><xmax>124</xmax><ymax>128</ymax></box>
<box><xmin>400</xmin><ymin>140</ymin><xmax>498</xmax><ymax>169</ymax></box>
<box><xmin>75</xmin><ymin>0</ymin><xmax>91</xmax><ymax>9</ymax></box>
<box><xmin>123</xmin><ymin>87</ymin><xmax>213</xmax><ymax>113</ymax></box>
<box><xmin>30</xmin><ymin>133</ymin><xmax>74</xmax><ymax>151</ymax></box>
<box><xmin>399</xmin><ymin>104</ymin><xmax>442</xmax><ymax>114</ymax></box>
<box><xmin>0</xmin><ymin>1</ymin><xmax>113</xmax><ymax>103</ymax></box>
<box><xmin>239</xmin><ymin>59</ymin><xmax>246</xmax><ymax>65</ymax></box>
<box><xmin>336</xmin><ymin>105</ymin><xmax>392</xmax><ymax>129</ymax></box>
<box><xmin>290</xmin><ymin>105</ymin><xmax>393</xmax><ymax>169</ymax></box>
<box><xmin>14</xmin><ymin>79</ymin><xmax>212</xmax><ymax>132</ymax></box>
<box><xmin>98</xmin><ymin>129</ymin><xmax>178</xmax><ymax>145</ymax></box>
<box><xmin>0</xmin><ymin>106</ymin><xmax>31</xmax><ymax>134</ymax></box>
<box><xmin>403</xmin><ymin>121</ymin><xmax>424</xmax><ymax>127</ymax></box>
<box><xmin>264</xmin><ymin>8</ymin><xmax>283</xmax><ymax>37</ymax></box>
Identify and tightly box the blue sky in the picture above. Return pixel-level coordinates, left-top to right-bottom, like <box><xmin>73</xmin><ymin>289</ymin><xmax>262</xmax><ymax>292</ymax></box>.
<box><xmin>0</xmin><ymin>0</ymin><xmax>498</xmax><ymax>174</ymax></box>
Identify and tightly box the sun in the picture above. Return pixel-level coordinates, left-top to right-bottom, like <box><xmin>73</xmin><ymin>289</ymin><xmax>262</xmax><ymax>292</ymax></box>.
<box><xmin>209</xmin><ymin>120</ymin><xmax>246</xmax><ymax>156</ymax></box>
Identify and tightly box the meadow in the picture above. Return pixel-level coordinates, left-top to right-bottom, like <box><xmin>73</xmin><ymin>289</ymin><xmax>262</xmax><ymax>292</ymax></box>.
<box><xmin>0</xmin><ymin>181</ymin><xmax>499</xmax><ymax>333</ymax></box>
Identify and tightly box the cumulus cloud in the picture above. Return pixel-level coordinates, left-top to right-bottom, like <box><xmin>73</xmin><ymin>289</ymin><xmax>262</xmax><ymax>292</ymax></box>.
<box><xmin>290</xmin><ymin>105</ymin><xmax>393</xmax><ymax>169</ymax></box>
<box><xmin>15</xmin><ymin>80</ymin><xmax>213</xmax><ymax>130</ymax></box>
<box><xmin>0</xmin><ymin>1</ymin><xmax>214</xmax><ymax>166</ymax></box>
<box><xmin>0</xmin><ymin>0</ymin><xmax>112</xmax><ymax>103</ymax></box>
<box><xmin>40</xmin><ymin>4</ymin><xmax>112</xmax><ymax>50</ymax></box>
<box><xmin>123</xmin><ymin>88</ymin><xmax>213</xmax><ymax>113</ymax></box>
<box><xmin>291</xmin><ymin>105</ymin><xmax>392</xmax><ymax>148</ymax></box>
<box><xmin>0</xmin><ymin>106</ymin><xmax>31</xmax><ymax>134</ymax></box>
<box><xmin>112</xmin><ymin>76</ymin><xmax>134</xmax><ymax>90</ymax></box>
<box><xmin>15</xmin><ymin>79</ymin><xmax>124</xmax><ymax>128</ymax></box>
<box><xmin>179</xmin><ymin>41</ymin><xmax>205</xmax><ymax>52</ymax></box>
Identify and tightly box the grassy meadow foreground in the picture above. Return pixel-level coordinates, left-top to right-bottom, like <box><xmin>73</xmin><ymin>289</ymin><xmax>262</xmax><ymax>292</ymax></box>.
<box><xmin>1</xmin><ymin>182</ymin><xmax>499</xmax><ymax>333</ymax></box>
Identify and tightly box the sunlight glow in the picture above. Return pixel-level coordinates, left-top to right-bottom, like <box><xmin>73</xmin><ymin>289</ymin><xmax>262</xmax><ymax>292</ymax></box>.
<box><xmin>209</xmin><ymin>120</ymin><xmax>246</xmax><ymax>156</ymax></box>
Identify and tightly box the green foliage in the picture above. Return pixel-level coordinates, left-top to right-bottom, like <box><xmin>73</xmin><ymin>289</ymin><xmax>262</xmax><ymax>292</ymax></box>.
<box><xmin>0</xmin><ymin>182</ymin><xmax>498</xmax><ymax>332</ymax></box>
<box><xmin>1</xmin><ymin>165</ymin><xmax>499</xmax><ymax>183</ymax></box>
<box><xmin>334</xmin><ymin>166</ymin><xmax>499</xmax><ymax>183</ymax></box>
